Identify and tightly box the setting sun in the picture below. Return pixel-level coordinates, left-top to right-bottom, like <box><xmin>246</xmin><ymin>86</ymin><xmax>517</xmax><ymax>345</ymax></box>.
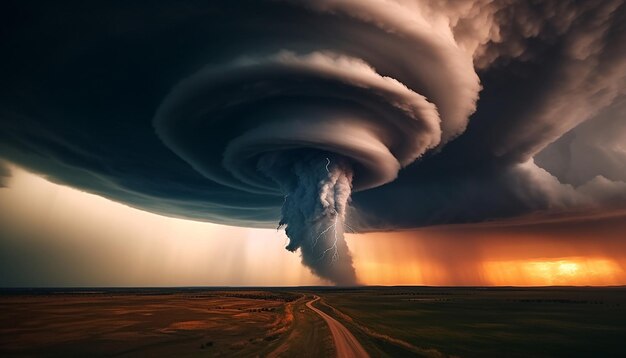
<box><xmin>556</xmin><ymin>262</ymin><xmax>579</xmax><ymax>275</ymax></box>
<box><xmin>483</xmin><ymin>258</ymin><xmax>624</xmax><ymax>286</ymax></box>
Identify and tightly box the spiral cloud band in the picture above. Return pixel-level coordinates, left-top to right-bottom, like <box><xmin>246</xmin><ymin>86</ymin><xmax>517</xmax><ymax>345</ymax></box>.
<box><xmin>153</xmin><ymin>49</ymin><xmax>451</xmax><ymax>283</ymax></box>
<box><xmin>1</xmin><ymin>1</ymin><xmax>625</xmax><ymax>284</ymax></box>
<box><xmin>155</xmin><ymin>51</ymin><xmax>442</xmax><ymax>191</ymax></box>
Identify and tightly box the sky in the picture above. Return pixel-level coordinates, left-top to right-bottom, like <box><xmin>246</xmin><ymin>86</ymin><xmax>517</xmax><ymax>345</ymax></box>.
<box><xmin>0</xmin><ymin>1</ymin><xmax>625</xmax><ymax>286</ymax></box>
<box><xmin>1</xmin><ymin>163</ymin><xmax>625</xmax><ymax>287</ymax></box>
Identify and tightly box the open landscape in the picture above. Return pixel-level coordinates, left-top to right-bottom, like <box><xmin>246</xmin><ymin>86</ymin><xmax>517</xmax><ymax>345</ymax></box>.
<box><xmin>2</xmin><ymin>2</ymin><xmax>626</xmax><ymax>357</ymax></box>
<box><xmin>0</xmin><ymin>288</ymin><xmax>334</xmax><ymax>357</ymax></box>
<box><xmin>313</xmin><ymin>287</ymin><xmax>626</xmax><ymax>357</ymax></box>
<box><xmin>1</xmin><ymin>287</ymin><xmax>625</xmax><ymax>357</ymax></box>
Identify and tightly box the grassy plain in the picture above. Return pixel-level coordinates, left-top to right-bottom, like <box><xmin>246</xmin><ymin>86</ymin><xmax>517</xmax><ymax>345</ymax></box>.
<box><xmin>1</xmin><ymin>287</ymin><xmax>625</xmax><ymax>357</ymax></box>
<box><xmin>315</xmin><ymin>287</ymin><xmax>626</xmax><ymax>357</ymax></box>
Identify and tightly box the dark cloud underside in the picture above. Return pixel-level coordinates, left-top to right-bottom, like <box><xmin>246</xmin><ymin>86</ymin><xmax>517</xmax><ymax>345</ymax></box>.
<box><xmin>0</xmin><ymin>0</ymin><xmax>625</xmax><ymax>282</ymax></box>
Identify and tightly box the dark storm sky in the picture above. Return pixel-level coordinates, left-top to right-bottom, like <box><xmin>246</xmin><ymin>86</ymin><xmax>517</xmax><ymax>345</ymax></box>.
<box><xmin>0</xmin><ymin>1</ymin><xmax>625</xmax><ymax>286</ymax></box>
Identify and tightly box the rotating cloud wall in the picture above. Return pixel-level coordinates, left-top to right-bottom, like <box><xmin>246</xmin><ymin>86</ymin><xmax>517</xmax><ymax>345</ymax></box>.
<box><xmin>1</xmin><ymin>1</ymin><xmax>625</xmax><ymax>284</ymax></box>
<box><xmin>152</xmin><ymin>48</ymin><xmax>462</xmax><ymax>283</ymax></box>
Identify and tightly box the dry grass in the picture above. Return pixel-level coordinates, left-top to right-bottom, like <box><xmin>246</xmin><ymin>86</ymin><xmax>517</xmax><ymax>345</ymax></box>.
<box><xmin>0</xmin><ymin>290</ymin><xmax>296</xmax><ymax>357</ymax></box>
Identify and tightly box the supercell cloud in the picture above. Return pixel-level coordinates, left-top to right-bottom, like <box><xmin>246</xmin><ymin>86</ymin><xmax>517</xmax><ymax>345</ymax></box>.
<box><xmin>0</xmin><ymin>1</ymin><xmax>625</xmax><ymax>284</ymax></box>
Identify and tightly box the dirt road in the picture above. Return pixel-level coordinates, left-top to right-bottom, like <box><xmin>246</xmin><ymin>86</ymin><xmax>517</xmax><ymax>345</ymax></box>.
<box><xmin>306</xmin><ymin>296</ymin><xmax>369</xmax><ymax>358</ymax></box>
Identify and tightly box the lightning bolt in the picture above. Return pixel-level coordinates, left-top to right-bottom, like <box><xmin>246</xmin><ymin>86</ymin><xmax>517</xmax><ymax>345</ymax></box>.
<box><xmin>316</xmin><ymin>157</ymin><xmax>351</xmax><ymax>263</ymax></box>
<box><xmin>319</xmin><ymin>216</ymin><xmax>340</xmax><ymax>263</ymax></box>
<box><xmin>312</xmin><ymin>221</ymin><xmax>335</xmax><ymax>248</ymax></box>
<box><xmin>307</xmin><ymin>156</ymin><xmax>354</xmax><ymax>263</ymax></box>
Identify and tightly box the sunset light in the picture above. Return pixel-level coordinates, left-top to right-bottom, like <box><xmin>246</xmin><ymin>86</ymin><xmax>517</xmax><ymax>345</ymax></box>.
<box><xmin>1</xmin><ymin>1</ymin><xmax>626</xmax><ymax>356</ymax></box>
<box><xmin>483</xmin><ymin>258</ymin><xmax>624</xmax><ymax>286</ymax></box>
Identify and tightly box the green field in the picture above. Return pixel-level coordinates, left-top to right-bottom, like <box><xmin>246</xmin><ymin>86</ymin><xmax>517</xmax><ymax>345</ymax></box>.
<box><xmin>315</xmin><ymin>287</ymin><xmax>626</xmax><ymax>357</ymax></box>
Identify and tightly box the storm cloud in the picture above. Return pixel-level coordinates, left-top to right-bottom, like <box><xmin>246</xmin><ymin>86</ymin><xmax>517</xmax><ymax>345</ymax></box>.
<box><xmin>1</xmin><ymin>0</ymin><xmax>625</xmax><ymax>284</ymax></box>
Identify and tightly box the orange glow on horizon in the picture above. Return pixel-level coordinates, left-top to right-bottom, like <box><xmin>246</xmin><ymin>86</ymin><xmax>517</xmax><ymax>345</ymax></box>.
<box><xmin>347</xmin><ymin>230</ymin><xmax>626</xmax><ymax>286</ymax></box>
<box><xmin>2</xmin><ymin>163</ymin><xmax>626</xmax><ymax>287</ymax></box>
<box><xmin>482</xmin><ymin>258</ymin><xmax>624</xmax><ymax>286</ymax></box>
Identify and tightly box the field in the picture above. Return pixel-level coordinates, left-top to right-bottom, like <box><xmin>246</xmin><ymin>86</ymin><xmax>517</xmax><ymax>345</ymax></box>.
<box><xmin>0</xmin><ymin>287</ymin><xmax>625</xmax><ymax>357</ymax></box>
<box><xmin>0</xmin><ymin>289</ymin><xmax>331</xmax><ymax>357</ymax></box>
<box><xmin>314</xmin><ymin>287</ymin><xmax>626</xmax><ymax>357</ymax></box>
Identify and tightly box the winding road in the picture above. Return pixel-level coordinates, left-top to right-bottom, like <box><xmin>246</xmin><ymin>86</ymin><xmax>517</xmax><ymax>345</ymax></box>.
<box><xmin>306</xmin><ymin>296</ymin><xmax>370</xmax><ymax>358</ymax></box>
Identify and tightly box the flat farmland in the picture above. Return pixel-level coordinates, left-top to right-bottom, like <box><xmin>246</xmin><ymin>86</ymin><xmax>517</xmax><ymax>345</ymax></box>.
<box><xmin>2</xmin><ymin>287</ymin><xmax>626</xmax><ymax>357</ymax></box>
<box><xmin>0</xmin><ymin>289</ymin><xmax>310</xmax><ymax>357</ymax></box>
<box><xmin>314</xmin><ymin>287</ymin><xmax>626</xmax><ymax>357</ymax></box>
